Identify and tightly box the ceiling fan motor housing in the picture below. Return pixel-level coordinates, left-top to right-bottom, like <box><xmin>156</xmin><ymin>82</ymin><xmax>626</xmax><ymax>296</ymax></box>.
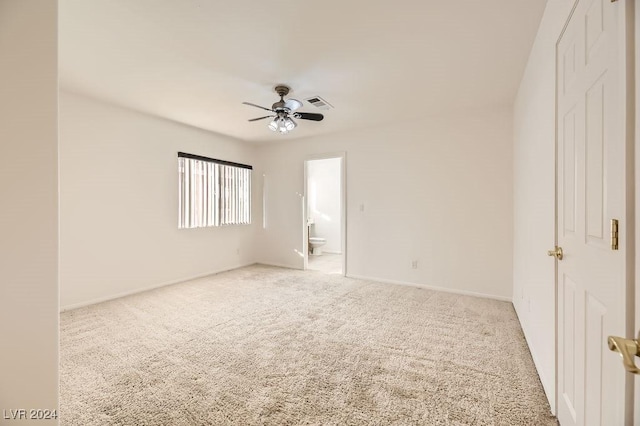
<box><xmin>273</xmin><ymin>85</ymin><xmax>291</xmax><ymax>111</ymax></box>
<box><xmin>274</xmin><ymin>85</ymin><xmax>290</xmax><ymax>98</ymax></box>
<box><xmin>272</xmin><ymin>100</ymin><xmax>288</xmax><ymax>111</ymax></box>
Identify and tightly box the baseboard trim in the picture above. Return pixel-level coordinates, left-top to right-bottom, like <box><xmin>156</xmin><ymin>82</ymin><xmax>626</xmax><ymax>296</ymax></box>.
<box><xmin>513</xmin><ymin>304</ymin><xmax>556</xmax><ymax>414</ymax></box>
<box><xmin>60</xmin><ymin>262</ymin><xmax>257</xmax><ymax>312</ymax></box>
<box><xmin>322</xmin><ymin>250</ymin><xmax>342</xmax><ymax>255</ymax></box>
<box><xmin>346</xmin><ymin>274</ymin><xmax>512</xmax><ymax>302</ymax></box>
<box><xmin>527</xmin><ymin>335</ymin><xmax>556</xmax><ymax>415</ymax></box>
<box><xmin>254</xmin><ymin>261</ymin><xmax>303</xmax><ymax>270</ymax></box>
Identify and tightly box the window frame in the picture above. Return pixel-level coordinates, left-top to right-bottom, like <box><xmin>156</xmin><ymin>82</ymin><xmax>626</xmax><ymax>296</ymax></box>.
<box><xmin>178</xmin><ymin>152</ymin><xmax>252</xmax><ymax>229</ymax></box>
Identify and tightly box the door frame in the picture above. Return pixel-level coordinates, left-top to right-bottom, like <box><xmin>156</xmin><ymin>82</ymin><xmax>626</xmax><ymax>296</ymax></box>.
<box><xmin>302</xmin><ymin>152</ymin><xmax>347</xmax><ymax>276</ymax></box>
<box><xmin>554</xmin><ymin>0</ymin><xmax>636</xmax><ymax>422</ymax></box>
<box><xmin>633</xmin><ymin>0</ymin><xmax>640</xmax><ymax>420</ymax></box>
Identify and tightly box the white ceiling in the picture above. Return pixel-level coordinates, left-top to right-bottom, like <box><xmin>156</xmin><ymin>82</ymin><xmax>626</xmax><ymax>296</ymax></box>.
<box><xmin>59</xmin><ymin>1</ymin><xmax>547</xmax><ymax>143</ymax></box>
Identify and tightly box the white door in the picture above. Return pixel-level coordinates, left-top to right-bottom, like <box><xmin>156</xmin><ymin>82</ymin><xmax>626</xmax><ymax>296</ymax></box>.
<box><xmin>556</xmin><ymin>0</ymin><xmax>627</xmax><ymax>425</ymax></box>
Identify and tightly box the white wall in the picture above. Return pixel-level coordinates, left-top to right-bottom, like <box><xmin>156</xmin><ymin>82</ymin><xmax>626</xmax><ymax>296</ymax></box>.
<box><xmin>307</xmin><ymin>158</ymin><xmax>342</xmax><ymax>253</ymax></box>
<box><xmin>0</xmin><ymin>0</ymin><xmax>59</xmax><ymax>421</ymax></box>
<box><xmin>512</xmin><ymin>0</ymin><xmax>576</xmax><ymax>412</ymax></box>
<box><xmin>59</xmin><ymin>92</ymin><xmax>260</xmax><ymax>309</ymax></box>
<box><xmin>258</xmin><ymin>107</ymin><xmax>514</xmax><ymax>300</ymax></box>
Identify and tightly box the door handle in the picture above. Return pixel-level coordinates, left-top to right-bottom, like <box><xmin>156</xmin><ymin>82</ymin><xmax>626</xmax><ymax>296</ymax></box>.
<box><xmin>608</xmin><ymin>336</ymin><xmax>640</xmax><ymax>374</ymax></box>
<box><xmin>547</xmin><ymin>246</ymin><xmax>563</xmax><ymax>260</ymax></box>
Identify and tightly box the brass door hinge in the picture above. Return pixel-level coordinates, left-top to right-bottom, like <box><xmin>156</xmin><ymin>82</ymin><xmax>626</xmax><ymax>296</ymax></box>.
<box><xmin>611</xmin><ymin>219</ymin><xmax>619</xmax><ymax>250</ymax></box>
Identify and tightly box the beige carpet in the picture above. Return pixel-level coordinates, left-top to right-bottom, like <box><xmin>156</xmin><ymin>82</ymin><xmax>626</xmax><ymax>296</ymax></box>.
<box><xmin>60</xmin><ymin>264</ymin><xmax>556</xmax><ymax>425</ymax></box>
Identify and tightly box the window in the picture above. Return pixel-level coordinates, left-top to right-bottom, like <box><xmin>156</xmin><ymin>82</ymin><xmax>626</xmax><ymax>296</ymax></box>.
<box><xmin>178</xmin><ymin>152</ymin><xmax>251</xmax><ymax>229</ymax></box>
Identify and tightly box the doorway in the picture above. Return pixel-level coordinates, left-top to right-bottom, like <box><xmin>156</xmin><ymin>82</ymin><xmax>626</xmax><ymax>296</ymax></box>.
<box><xmin>303</xmin><ymin>154</ymin><xmax>346</xmax><ymax>275</ymax></box>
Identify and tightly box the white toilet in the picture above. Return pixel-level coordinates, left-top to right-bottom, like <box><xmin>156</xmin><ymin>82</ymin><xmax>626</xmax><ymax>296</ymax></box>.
<box><xmin>309</xmin><ymin>237</ymin><xmax>326</xmax><ymax>256</ymax></box>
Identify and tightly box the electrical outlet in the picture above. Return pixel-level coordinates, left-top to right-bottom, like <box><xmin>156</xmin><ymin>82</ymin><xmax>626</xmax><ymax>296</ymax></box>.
<box><xmin>411</xmin><ymin>260</ymin><xmax>418</xmax><ymax>269</ymax></box>
<box><xmin>359</xmin><ymin>204</ymin><xmax>365</xmax><ymax>212</ymax></box>
<box><xmin>236</xmin><ymin>248</ymin><xmax>240</xmax><ymax>255</ymax></box>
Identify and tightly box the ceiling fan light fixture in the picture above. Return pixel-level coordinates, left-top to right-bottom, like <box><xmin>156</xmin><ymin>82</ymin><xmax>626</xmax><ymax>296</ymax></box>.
<box><xmin>284</xmin><ymin>117</ymin><xmax>296</xmax><ymax>131</ymax></box>
<box><xmin>244</xmin><ymin>85</ymin><xmax>324</xmax><ymax>135</ymax></box>
<box><xmin>277</xmin><ymin>117</ymin><xmax>290</xmax><ymax>134</ymax></box>
<box><xmin>269</xmin><ymin>116</ymin><xmax>296</xmax><ymax>134</ymax></box>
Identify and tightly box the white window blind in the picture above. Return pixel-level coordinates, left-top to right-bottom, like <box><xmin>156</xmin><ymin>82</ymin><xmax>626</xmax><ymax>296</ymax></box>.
<box><xmin>178</xmin><ymin>153</ymin><xmax>251</xmax><ymax>229</ymax></box>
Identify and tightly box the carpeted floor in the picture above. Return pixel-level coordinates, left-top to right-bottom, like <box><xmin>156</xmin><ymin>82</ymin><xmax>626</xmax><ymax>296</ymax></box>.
<box><xmin>60</xmin><ymin>264</ymin><xmax>557</xmax><ymax>425</ymax></box>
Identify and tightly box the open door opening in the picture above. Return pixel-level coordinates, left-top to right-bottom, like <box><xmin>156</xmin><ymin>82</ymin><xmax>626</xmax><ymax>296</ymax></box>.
<box><xmin>303</xmin><ymin>154</ymin><xmax>346</xmax><ymax>275</ymax></box>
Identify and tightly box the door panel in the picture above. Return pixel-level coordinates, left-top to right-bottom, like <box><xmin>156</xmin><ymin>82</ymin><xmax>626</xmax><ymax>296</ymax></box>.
<box><xmin>556</xmin><ymin>0</ymin><xmax>625</xmax><ymax>425</ymax></box>
<box><xmin>563</xmin><ymin>40</ymin><xmax>578</xmax><ymax>94</ymax></box>
<box><xmin>585</xmin><ymin>293</ymin><xmax>606</xmax><ymax>426</ymax></box>
<box><xmin>585</xmin><ymin>0</ymin><xmax>604</xmax><ymax>63</ymax></box>
<box><xmin>564</xmin><ymin>109</ymin><xmax>577</xmax><ymax>235</ymax></box>
<box><xmin>562</xmin><ymin>274</ymin><xmax>578</xmax><ymax>421</ymax></box>
<box><xmin>585</xmin><ymin>76</ymin><xmax>605</xmax><ymax>245</ymax></box>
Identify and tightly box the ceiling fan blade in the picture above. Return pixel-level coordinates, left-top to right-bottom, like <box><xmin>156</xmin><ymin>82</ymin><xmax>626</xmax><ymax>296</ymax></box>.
<box><xmin>284</xmin><ymin>98</ymin><xmax>303</xmax><ymax>111</ymax></box>
<box><xmin>242</xmin><ymin>102</ymin><xmax>274</xmax><ymax>112</ymax></box>
<box><xmin>248</xmin><ymin>115</ymin><xmax>274</xmax><ymax>122</ymax></box>
<box><xmin>295</xmin><ymin>112</ymin><xmax>324</xmax><ymax>121</ymax></box>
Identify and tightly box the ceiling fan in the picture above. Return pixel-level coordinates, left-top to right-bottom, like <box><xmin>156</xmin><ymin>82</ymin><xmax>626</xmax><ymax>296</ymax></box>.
<box><xmin>243</xmin><ymin>85</ymin><xmax>324</xmax><ymax>134</ymax></box>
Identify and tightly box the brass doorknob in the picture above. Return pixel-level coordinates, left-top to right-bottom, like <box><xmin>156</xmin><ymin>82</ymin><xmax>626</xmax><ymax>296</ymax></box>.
<box><xmin>608</xmin><ymin>336</ymin><xmax>640</xmax><ymax>374</ymax></box>
<box><xmin>547</xmin><ymin>246</ymin><xmax>563</xmax><ymax>260</ymax></box>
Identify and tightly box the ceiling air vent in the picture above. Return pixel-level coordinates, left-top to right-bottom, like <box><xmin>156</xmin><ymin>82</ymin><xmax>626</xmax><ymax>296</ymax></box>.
<box><xmin>305</xmin><ymin>96</ymin><xmax>333</xmax><ymax>110</ymax></box>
